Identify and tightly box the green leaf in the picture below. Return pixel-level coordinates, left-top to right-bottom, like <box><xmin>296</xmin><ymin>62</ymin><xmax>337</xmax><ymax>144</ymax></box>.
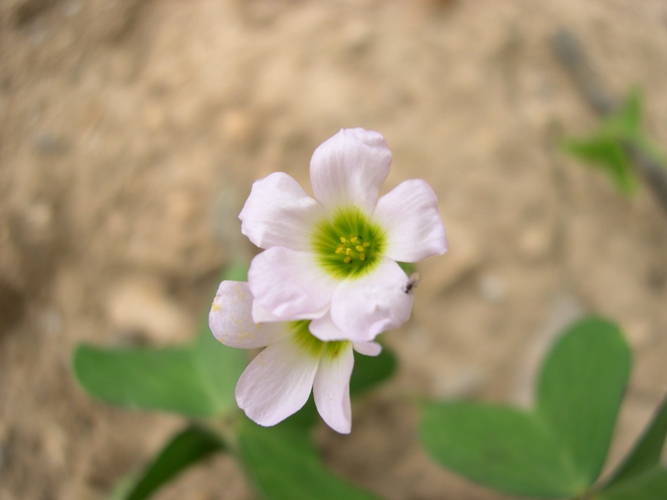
<box><xmin>565</xmin><ymin>136</ymin><xmax>638</xmax><ymax>194</ymax></box>
<box><xmin>606</xmin><ymin>393</ymin><xmax>667</xmax><ymax>487</ymax></box>
<box><xmin>598</xmin><ymin>466</ymin><xmax>667</xmax><ymax>500</ymax></box>
<box><xmin>121</xmin><ymin>425</ymin><xmax>225</xmax><ymax>500</ymax></box>
<box><xmin>238</xmin><ymin>422</ymin><xmax>379</xmax><ymax>500</ymax></box>
<box><xmin>192</xmin><ymin>319</ymin><xmax>247</xmax><ymax>414</ymax></box>
<box><xmin>221</xmin><ymin>261</ymin><xmax>249</xmax><ymax>282</ymax></box>
<box><xmin>420</xmin><ymin>316</ymin><xmax>632</xmax><ymax>497</ymax></box>
<box><xmin>73</xmin><ymin>337</ymin><xmax>246</xmax><ymax>417</ymax></box>
<box><xmin>73</xmin><ymin>344</ymin><xmax>221</xmax><ymax>417</ymax></box>
<box><xmin>536</xmin><ymin>317</ymin><xmax>631</xmax><ymax>487</ymax></box>
<box><xmin>350</xmin><ymin>344</ymin><xmax>397</xmax><ymax>395</ymax></box>
<box><xmin>421</xmin><ymin>402</ymin><xmax>583</xmax><ymax>497</ymax></box>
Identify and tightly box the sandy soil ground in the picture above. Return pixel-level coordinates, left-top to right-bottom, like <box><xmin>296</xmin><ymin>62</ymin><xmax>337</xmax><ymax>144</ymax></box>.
<box><xmin>2</xmin><ymin>1</ymin><xmax>667</xmax><ymax>499</ymax></box>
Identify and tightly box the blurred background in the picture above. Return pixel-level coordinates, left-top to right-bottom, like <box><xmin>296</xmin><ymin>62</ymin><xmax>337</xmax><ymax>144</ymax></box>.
<box><xmin>1</xmin><ymin>0</ymin><xmax>667</xmax><ymax>498</ymax></box>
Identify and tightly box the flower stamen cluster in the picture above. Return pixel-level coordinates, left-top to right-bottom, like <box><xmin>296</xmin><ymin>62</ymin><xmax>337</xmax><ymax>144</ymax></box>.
<box><xmin>336</xmin><ymin>236</ymin><xmax>370</xmax><ymax>263</ymax></box>
<box><xmin>312</xmin><ymin>206</ymin><xmax>385</xmax><ymax>280</ymax></box>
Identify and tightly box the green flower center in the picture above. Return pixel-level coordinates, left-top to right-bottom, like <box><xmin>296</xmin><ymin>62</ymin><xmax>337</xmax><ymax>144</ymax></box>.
<box><xmin>289</xmin><ymin>320</ymin><xmax>349</xmax><ymax>360</ymax></box>
<box><xmin>311</xmin><ymin>207</ymin><xmax>386</xmax><ymax>279</ymax></box>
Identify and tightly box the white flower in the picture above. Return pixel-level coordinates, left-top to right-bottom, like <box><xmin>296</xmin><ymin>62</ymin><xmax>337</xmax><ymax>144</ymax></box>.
<box><xmin>240</xmin><ymin>128</ymin><xmax>447</xmax><ymax>342</ymax></box>
<box><xmin>209</xmin><ymin>281</ymin><xmax>382</xmax><ymax>434</ymax></box>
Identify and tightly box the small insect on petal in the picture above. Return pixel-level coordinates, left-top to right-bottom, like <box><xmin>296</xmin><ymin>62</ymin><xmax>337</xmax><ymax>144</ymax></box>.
<box><xmin>403</xmin><ymin>272</ymin><xmax>421</xmax><ymax>294</ymax></box>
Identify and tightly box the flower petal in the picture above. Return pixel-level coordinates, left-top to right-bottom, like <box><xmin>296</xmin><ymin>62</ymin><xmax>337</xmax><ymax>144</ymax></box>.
<box><xmin>310</xmin><ymin>128</ymin><xmax>392</xmax><ymax>213</ymax></box>
<box><xmin>248</xmin><ymin>247</ymin><xmax>337</xmax><ymax>321</ymax></box>
<box><xmin>373</xmin><ymin>179</ymin><xmax>447</xmax><ymax>262</ymax></box>
<box><xmin>309</xmin><ymin>312</ymin><xmax>349</xmax><ymax>341</ymax></box>
<box><xmin>209</xmin><ymin>281</ymin><xmax>288</xmax><ymax>348</ymax></box>
<box><xmin>251</xmin><ymin>298</ymin><xmax>285</xmax><ymax>323</ymax></box>
<box><xmin>235</xmin><ymin>338</ymin><xmax>320</xmax><ymax>427</ymax></box>
<box><xmin>352</xmin><ymin>341</ymin><xmax>382</xmax><ymax>357</ymax></box>
<box><xmin>239</xmin><ymin>172</ymin><xmax>323</xmax><ymax>251</ymax></box>
<box><xmin>330</xmin><ymin>258</ymin><xmax>414</xmax><ymax>341</ymax></box>
<box><xmin>313</xmin><ymin>343</ymin><xmax>354</xmax><ymax>434</ymax></box>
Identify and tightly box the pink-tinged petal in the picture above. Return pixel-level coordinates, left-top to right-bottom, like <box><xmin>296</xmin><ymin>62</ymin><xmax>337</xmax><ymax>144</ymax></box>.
<box><xmin>309</xmin><ymin>312</ymin><xmax>349</xmax><ymax>342</ymax></box>
<box><xmin>248</xmin><ymin>247</ymin><xmax>337</xmax><ymax>321</ymax></box>
<box><xmin>373</xmin><ymin>179</ymin><xmax>447</xmax><ymax>262</ymax></box>
<box><xmin>352</xmin><ymin>341</ymin><xmax>382</xmax><ymax>357</ymax></box>
<box><xmin>313</xmin><ymin>343</ymin><xmax>354</xmax><ymax>434</ymax></box>
<box><xmin>236</xmin><ymin>338</ymin><xmax>320</xmax><ymax>427</ymax></box>
<box><xmin>239</xmin><ymin>172</ymin><xmax>323</xmax><ymax>251</ymax></box>
<box><xmin>209</xmin><ymin>281</ymin><xmax>288</xmax><ymax>348</ymax></box>
<box><xmin>310</xmin><ymin>128</ymin><xmax>392</xmax><ymax>213</ymax></box>
<box><xmin>330</xmin><ymin>258</ymin><xmax>414</xmax><ymax>341</ymax></box>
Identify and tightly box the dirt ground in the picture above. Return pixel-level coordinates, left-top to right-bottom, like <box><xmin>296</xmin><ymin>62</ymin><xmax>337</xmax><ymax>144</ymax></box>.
<box><xmin>2</xmin><ymin>0</ymin><xmax>667</xmax><ymax>499</ymax></box>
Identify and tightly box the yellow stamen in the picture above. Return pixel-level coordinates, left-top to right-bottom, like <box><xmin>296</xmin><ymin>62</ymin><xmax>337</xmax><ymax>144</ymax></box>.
<box><xmin>345</xmin><ymin>248</ymin><xmax>352</xmax><ymax>255</ymax></box>
<box><xmin>350</xmin><ymin>236</ymin><xmax>358</xmax><ymax>243</ymax></box>
<box><xmin>355</xmin><ymin>245</ymin><xmax>364</xmax><ymax>252</ymax></box>
<box><xmin>359</xmin><ymin>253</ymin><xmax>366</xmax><ymax>261</ymax></box>
<box><xmin>340</xmin><ymin>237</ymin><xmax>347</xmax><ymax>243</ymax></box>
<box><xmin>363</xmin><ymin>242</ymin><xmax>370</xmax><ymax>248</ymax></box>
<box><xmin>335</xmin><ymin>247</ymin><xmax>343</xmax><ymax>254</ymax></box>
<box><xmin>344</xmin><ymin>256</ymin><xmax>352</xmax><ymax>263</ymax></box>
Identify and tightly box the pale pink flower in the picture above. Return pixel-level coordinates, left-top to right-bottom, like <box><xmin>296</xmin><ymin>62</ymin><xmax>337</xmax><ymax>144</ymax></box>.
<box><xmin>241</xmin><ymin>128</ymin><xmax>447</xmax><ymax>342</ymax></box>
<box><xmin>209</xmin><ymin>280</ymin><xmax>381</xmax><ymax>433</ymax></box>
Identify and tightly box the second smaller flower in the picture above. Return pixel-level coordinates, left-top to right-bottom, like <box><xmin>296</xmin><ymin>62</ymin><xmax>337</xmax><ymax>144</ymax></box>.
<box><xmin>210</xmin><ymin>280</ymin><xmax>383</xmax><ymax>434</ymax></box>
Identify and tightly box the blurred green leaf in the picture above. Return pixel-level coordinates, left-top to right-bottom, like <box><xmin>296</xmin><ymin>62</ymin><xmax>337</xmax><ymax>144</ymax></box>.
<box><xmin>120</xmin><ymin>424</ymin><xmax>225</xmax><ymax>500</ymax></box>
<box><xmin>606</xmin><ymin>393</ymin><xmax>667</xmax><ymax>488</ymax></box>
<box><xmin>74</xmin><ymin>344</ymin><xmax>222</xmax><ymax>417</ymax></box>
<box><xmin>565</xmin><ymin>136</ymin><xmax>638</xmax><ymax>194</ymax></box>
<box><xmin>193</xmin><ymin>319</ymin><xmax>247</xmax><ymax>415</ymax></box>
<box><xmin>238</xmin><ymin>422</ymin><xmax>379</xmax><ymax>500</ymax></box>
<box><xmin>420</xmin><ymin>316</ymin><xmax>631</xmax><ymax>497</ymax></box>
<box><xmin>598</xmin><ymin>466</ymin><xmax>667</xmax><ymax>500</ymax></box>
<box><xmin>221</xmin><ymin>261</ymin><xmax>249</xmax><ymax>282</ymax></box>
<box><xmin>565</xmin><ymin>88</ymin><xmax>667</xmax><ymax>196</ymax></box>
<box><xmin>350</xmin><ymin>345</ymin><xmax>397</xmax><ymax>396</ymax></box>
<box><xmin>421</xmin><ymin>402</ymin><xmax>583</xmax><ymax>497</ymax></box>
<box><xmin>536</xmin><ymin>317</ymin><xmax>631</xmax><ymax>487</ymax></box>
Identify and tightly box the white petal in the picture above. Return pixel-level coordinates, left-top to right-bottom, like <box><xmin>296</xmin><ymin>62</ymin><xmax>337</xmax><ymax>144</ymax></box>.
<box><xmin>209</xmin><ymin>281</ymin><xmax>288</xmax><ymax>348</ymax></box>
<box><xmin>309</xmin><ymin>312</ymin><xmax>350</xmax><ymax>341</ymax></box>
<box><xmin>373</xmin><ymin>179</ymin><xmax>447</xmax><ymax>262</ymax></box>
<box><xmin>251</xmin><ymin>299</ymin><xmax>285</xmax><ymax>323</ymax></box>
<box><xmin>330</xmin><ymin>258</ymin><xmax>414</xmax><ymax>341</ymax></box>
<box><xmin>313</xmin><ymin>343</ymin><xmax>354</xmax><ymax>434</ymax></box>
<box><xmin>239</xmin><ymin>172</ymin><xmax>323</xmax><ymax>251</ymax></box>
<box><xmin>353</xmin><ymin>341</ymin><xmax>382</xmax><ymax>357</ymax></box>
<box><xmin>310</xmin><ymin>128</ymin><xmax>392</xmax><ymax>213</ymax></box>
<box><xmin>248</xmin><ymin>247</ymin><xmax>337</xmax><ymax>321</ymax></box>
<box><xmin>235</xmin><ymin>338</ymin><xmax>319</xmax><ymax>427</ymax></box>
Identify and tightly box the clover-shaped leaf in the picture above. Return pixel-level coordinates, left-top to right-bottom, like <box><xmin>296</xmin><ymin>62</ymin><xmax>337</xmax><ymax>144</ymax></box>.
<box><xmin>420</xmin><ymin>317</ymin><xmax>631</xmax><ymax>498</ymax></box>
